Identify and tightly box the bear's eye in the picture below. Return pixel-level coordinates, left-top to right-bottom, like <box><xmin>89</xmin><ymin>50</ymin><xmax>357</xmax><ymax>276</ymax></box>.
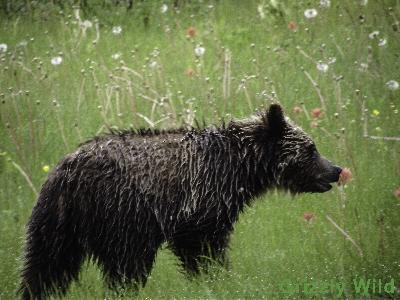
<box><xmin>308</xmin><ymin>145</ymin><xmax>318</xmax><ymax>159</ymax></box>
<box><xmin>312</xmin><ymin>150</ymin><xmax>319</xmax><ymax>160</ymax></box>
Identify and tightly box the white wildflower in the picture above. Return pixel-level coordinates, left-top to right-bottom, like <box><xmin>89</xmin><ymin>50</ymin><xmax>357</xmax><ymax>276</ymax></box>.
<box><xmin>0</xmin><ymin>43</ymin><xmax>7</xmax><ymax>52</ymax></box>
<box><xmin>328</xmin><ymin>57</ymin><xmax>336</xmax><ymax>64</ymax></box>
<box><xmin>194</xmin><ymin>46</ymin><xmax>205</xmax><ymax>57</ymax></box>
<box><xmin>18</xmin><ymin>40</ymin><xmax>28</xmax><ymax>47</ymax></box>
<box><xmin>112</xmin><ymin>53</ymin><xmax>121</xmax><ymax>60</ymax></box>
<box><xmin>151</xmin><ymin>48</ymin><xmax>160</xmax><ymax>57</ymax></box>
<box><xmin>378</xmin><ymin>38</ymin><xmax>387</xmax><ymax>47</ymax></box>
<box><xmin>320</xmin><ymin>0</ymin><xmax>331</xmax><ymax>8</ymax></box>
<box><xmin>368</xmin><ymin>31</ymin><xmax>379</xmax><ymax>39</ymax></box>
<box><xmin>270</xmin><ymin>0</ymin><xmax>278</xmax><ymax>9</ymax></box>
<box><xmin>160</xmin><ymin>4</ymin><xmax>168</xmax><ymax>13</ymax></box>
<box><xmin>386</xmin><ymin>80</ymin><xmax>399</xmax><ymax>91</ymax></box>
<box><xmin>82</xmin><ymin>20</ymin><xmax>93</xmax><ymax>29</ymax></box>
<box><xmin>112</xmin><ymin>26</ymin><xmax>122</xmax><ymax>35</ymax></box>
<box><xmin>304</xmin><ymin>9</ymin><xmax>318</xmax><ymax>19</ymax></box>
<box><xmin>359</xmin><ymin>62</ymin><xmax>368</xmax><ymax>72</ymax></box>
<box><xmin>149</xmin><ymin>61</ymin><xmax>158</xmax><ymax>69</ymax></box>
<box><xmin>316</xmin><ymin>62</ymin><xmax>329</xmax><ymax>73</ymax></box>
<box><xmin>257</xmin><ymin>4</ymin><xmax>265</xmax><ymax>19</ymax></box>
<box><xmin>51</xmin><ymin>56</ymin><xmax>63</xmax><ymax>65</ymax></box>
<box><xmin>74</xmin><ymin>7</ymin><xmax>81</xmax><ymax>21</ymax></box>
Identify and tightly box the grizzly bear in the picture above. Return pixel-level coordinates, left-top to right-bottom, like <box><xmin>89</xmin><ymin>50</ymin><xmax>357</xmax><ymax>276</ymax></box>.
<box><xmin>19</xmin><ymin>104</ymin><xmax>341</xmax><ymax>299</ymax></box>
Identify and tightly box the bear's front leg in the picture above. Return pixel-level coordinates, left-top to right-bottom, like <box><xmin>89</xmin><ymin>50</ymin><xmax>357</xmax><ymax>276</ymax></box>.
<box><xmin>169</xmin><ymin>229</ymin><xmax>231</xmax><ymax>276</ymax></box>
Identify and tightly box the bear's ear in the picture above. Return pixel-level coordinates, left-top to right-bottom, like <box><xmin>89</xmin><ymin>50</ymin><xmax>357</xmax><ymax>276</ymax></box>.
<box><xmin>266</xmin><ymin>104</ymin><xmax>286</xmax><ymax>136</ymax></box>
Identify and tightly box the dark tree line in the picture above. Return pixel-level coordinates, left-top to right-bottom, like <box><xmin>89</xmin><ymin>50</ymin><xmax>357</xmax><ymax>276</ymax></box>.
<box><xmin>0</xmin><ymin>0</ymin><xmax>192</xmax><ymax>15</ymax></box>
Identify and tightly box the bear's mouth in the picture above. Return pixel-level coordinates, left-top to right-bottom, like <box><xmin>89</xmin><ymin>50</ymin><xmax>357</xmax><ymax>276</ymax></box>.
<box><xmin>312</xmin><ymin>170</ymin><xmax>341</xmax><ymax>193</ymax></box>
<box><xmin>314</xmin><ymin>181</ymin><xmax>333</xmax><ymax>193</ymax></box>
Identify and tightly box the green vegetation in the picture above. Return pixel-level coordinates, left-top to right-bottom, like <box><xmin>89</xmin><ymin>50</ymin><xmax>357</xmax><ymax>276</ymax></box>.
<box><xmin>1</xmin><ymin>1</ymin><xmax>399</xmax><ymax>299</ymax></box>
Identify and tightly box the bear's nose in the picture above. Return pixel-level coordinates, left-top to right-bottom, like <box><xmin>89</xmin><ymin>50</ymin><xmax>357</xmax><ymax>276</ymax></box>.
<box><xmin>334</xmin><ymin>166</ymin><xmax>342</xmax><ymax>175</ymax></box>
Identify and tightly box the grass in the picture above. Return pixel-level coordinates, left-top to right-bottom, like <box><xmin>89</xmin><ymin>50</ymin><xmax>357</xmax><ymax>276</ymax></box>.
<box><xmin>0</xmin><ymin>0</ymin><xmax>400</xmax><ymax>299</ymax></box>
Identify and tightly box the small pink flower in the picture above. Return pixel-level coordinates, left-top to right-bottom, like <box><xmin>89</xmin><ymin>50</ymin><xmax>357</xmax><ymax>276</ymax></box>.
<box><xmin>311</xmin><ymin>108</ymin><xmax>324</xmax><ymax>119</ymax></box>
<box><xmin>186</xmin><ymin>68</ymin><xmax>195</xmax><ymax>77</ymax></box>
<box><xmin>338</xmin><ymin>168</ymin><xmax>352</xmax><ymax>185</ymax></box>
<box><xmin>303</xmin><ymin>212</ymin><xmax>314</xmax><ymax>222</ymax></box>
<box><xmin>288</xmin><ymin>21</ymin><xmax>297</xmax><ymax>30</ymax></box>
<box><xmin>293</xmin><ymin>106</ymin><xmax>303</xmax><ymax>114</ymax></box>
<box><xmin>394</xmin><ymin>187</ymin><xmax>400</xmax><ymax>198</ymax></box>
<box><xmin>186</xmin><ymin>26</ymin><xmax>197</xmax><ymax>38</ymax></box>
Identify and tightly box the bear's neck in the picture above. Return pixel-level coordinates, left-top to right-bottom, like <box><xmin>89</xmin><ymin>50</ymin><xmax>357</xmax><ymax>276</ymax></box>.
<box><xmin>211</xmin><ymin>128</ymin><xmax>275</xmax><ymax>205</ymax></box>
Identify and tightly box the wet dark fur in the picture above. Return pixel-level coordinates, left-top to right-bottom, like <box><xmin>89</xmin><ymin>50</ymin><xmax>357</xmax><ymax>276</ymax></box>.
<box><xmin>19</xmin><ymin>104</ymin><xmax>341</xmax><ymax>299</ymax></box>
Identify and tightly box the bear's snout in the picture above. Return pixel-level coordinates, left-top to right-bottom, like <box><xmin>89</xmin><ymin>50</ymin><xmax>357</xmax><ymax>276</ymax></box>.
<box><xmin>333</xmin><ymin>166</ymin><xmax>342</xmax><ymax>180</ymax></box>
<box><xmin>321</xmin><ymin>165</ymin><xmax>342</xmax><ymax>184</ymax></box>
<box><xmin>310</xmin><ymin>158</ymin><xmax>343</xmax><ymax>193</ymax></box>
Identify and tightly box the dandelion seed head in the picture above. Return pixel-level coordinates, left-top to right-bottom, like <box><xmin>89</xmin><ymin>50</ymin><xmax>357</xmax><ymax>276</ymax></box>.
<box><xmin>18</xmin><ymin>40</ymin><xmax>28</xmax><ymax>47</ymax></box>
<box><xmin>160</xmin><ymin>4</ymin><xmax>168</xmax><ymax>13</ymax></box>
<box><xmin>112</xmin><ymin>53</ymin><xmax>121</xmax><ymax>60</ymax></box>
<box><xmin>154</xmin><ymin>47</ymin><xmax>162</xmax><ymax>57</ymax></box>
<box><xmin>368</xmin><ymin>30</ymin><xmax>379</xmax><ymax>39</ymax></box>
<box><xmin>270</xmin><ymin>0</ymin><xmax>278</xmax><ymax>9</ymax></box>
<box><xmin>378</xmin><ymin>38</ymin><xmax>387</xmax><ymax>47</ymax></box>
<box><xmin>386</xmin><ymin>80</ymin><xmax>399</xmax><ymax>91</ymax></box>
<box><xmin>149</xmin><ymin>61</ymin><xmax>158</xmax><ymax>69</ymax></box>
<box><xmin>82</xmin><ymin>20</ymin><xmax>93</xmax><ymax>29</ymax></box>
<box><xmin>257</xmin><ymin>4</ymin><xmax>265</xmax><ymax>19</ymax></box>
<box><xmin>112</xmin><ymin>26</ymin><xmax>122</xmax><ymax>35</ymax></box>
<box><xmin>316</xmin><ymin>62</ymin><xmax>329</xmax><ymax>73</ymax></box>
<box><xmin>51</xmin><ymin>56</ymin><xmax>63</xmax><ymax>65</ymax></box>
<box><xmin>0</xmin><ymin>43</ymin><xmax>8</xmax><ymax>53</ymax></box>
<box><xmin>320</xmin><ymin>0</ymin><xmax>331</xmax><ymax>8</ymax></box>
<box><xmin>359</xmin><ymin>62</ymin><xmax>368</xmax><ymax>72</ymax></box>
<box><xmin>194</xmin><ymin>46</ymin><xmax>205</xmax><ymax>57</ymax></box>
<box><xmin>304</xmin><ymin>8</ymin><xmax>318</xmax><ymax>19</ymax></box>
<box><xmin>328</xmin><ymin>57</ymin><xmax>336</xmax><ymax>64</ymax></box>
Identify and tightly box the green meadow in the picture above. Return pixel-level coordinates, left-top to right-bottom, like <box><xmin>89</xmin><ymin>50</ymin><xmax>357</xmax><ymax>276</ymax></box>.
<box><xmin>0</xmin><ymin>1</ymin><xmax>399</xmax><ymax>299</ymax></box>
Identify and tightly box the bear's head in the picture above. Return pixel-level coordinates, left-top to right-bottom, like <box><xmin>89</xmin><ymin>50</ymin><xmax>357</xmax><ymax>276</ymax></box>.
<box><xmin>264</xmin><ymin>104</ymin><xmax>342</xmax><ymax>193</ymax></box>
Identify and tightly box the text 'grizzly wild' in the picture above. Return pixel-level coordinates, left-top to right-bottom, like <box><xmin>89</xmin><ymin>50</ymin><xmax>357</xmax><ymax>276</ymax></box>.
<box><xmin>20</xmin><ymin>104</ymin><xmax>342</xmax><ymax>299</ymax></box>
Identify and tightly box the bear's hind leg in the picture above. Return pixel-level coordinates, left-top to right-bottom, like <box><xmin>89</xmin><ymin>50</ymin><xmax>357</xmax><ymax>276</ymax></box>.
<box><xmin>19</xmin><ymin>205</ymin><xmax>85</xmax><ymax>300</ymax></box>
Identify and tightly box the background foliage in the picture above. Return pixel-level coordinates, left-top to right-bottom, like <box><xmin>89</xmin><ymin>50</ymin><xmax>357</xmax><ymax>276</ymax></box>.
<box><xmin>0</xmin><ymin>0</ymin><xmax>399</xmax><ymax>299</ymax></box>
